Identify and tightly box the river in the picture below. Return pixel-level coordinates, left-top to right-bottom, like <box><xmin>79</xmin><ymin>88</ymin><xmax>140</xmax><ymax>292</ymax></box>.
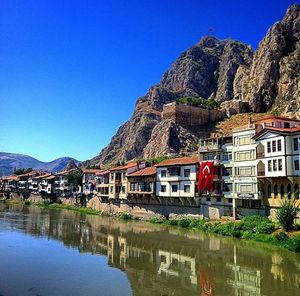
<box><xmin>0</xmin><ymin>203</ymin><xmax>299</xmax><ymax>296</ymax></box>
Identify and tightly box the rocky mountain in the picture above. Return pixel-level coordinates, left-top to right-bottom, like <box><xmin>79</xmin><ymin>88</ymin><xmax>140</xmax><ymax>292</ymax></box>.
<box><xmin>87</xmin><ymin>4</ymin><xmax>300</xmax><ymax>167</ymax></box>
<box><xmin>233</xmin><ymin>4</ymin><xmax>300</xmax><ymax>116</ymax></box>
<box><xmin>0</xmin><ymin>152</ymin><xmax>80</xmax><ymax>175</ymax></box>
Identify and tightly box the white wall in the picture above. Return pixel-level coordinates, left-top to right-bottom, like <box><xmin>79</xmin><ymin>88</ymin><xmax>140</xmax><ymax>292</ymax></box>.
<box><xmin>156</xmin><ymin>164</ymin><xmax>197</xmax><ymax>197</ymax></box>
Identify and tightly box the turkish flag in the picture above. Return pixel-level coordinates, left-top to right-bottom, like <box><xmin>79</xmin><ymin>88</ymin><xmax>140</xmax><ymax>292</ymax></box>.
<box><xmin>198</xmin><ymin>161</ymin><xmax>215</xmax><ymax>192</ymax></box>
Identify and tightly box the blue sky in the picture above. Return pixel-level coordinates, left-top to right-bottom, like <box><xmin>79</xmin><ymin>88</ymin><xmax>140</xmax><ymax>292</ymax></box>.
<box><xmin>0</xmin><ymin>0</ymin><xmax>296</xmax><ymax>162</ymax></box>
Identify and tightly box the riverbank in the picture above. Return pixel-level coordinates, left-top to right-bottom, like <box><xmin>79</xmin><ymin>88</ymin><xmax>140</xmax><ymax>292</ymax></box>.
<box><xmin>149</xmin><ymin>216</ymin><xmax>300</xmax><ymax>252</ymax></box>
<box><xmin>2</xmin><ymin>199</ymin><xmax>300</xmax><ymax>253</ymax></box>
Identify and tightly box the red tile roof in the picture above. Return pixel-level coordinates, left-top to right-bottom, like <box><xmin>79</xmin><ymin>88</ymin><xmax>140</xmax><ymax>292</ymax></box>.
<box><xmin>56</xmin><ymin>168</ymin><xmax>77</xmax><ymax>176</ymax></box>
<box><xmin>128</xmin><ymin>166</ymin><xmax>156</xmax><ymax>177</ymax></box>
<box><xmin>253</xmin><ymin>115</ymin><xmax>300</xmax><ymax>123</ymax></box>
<box><xmin>95</xmin><ymin>170</ymin><xmax>110</xmax><ymax>176</ymax></box>
<box><xmin>155</xmin><ymin>156</ymin><xmax>199</xmax><ymax>167</ymax></box>
<box><xmin>34</xmin><ymin>173</ymin><xmax>52</xmax><ymax>180</ymax></box>
<box><xmin>44</xmin><ymin>175</ymin><xmax>56</xmax><ymax>180</ymax></box>
<box><xmin>2</xmin><ymin>175</ymin><xmax>19</xmax><ymax>181</ymax></box>
<box><xmin>110</xmin><ymin>161</ymin><xmax>140</xmax><ymax>171</ymax></box>
<box><xmin>82</xmin><ymin>169</ymin><xmax>102</xmax><ymax>174</ymax></box>
<box><xmin>253</xmin><ymin>126</ymin><xmax>300</xmax><ymax>139</ymax></box>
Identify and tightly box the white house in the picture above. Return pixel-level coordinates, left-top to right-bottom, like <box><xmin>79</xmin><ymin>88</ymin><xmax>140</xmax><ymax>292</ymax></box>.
<box><xmin>155</xmin><ymin>156</ymin><xmax>199</xmax><ymax>199</ymax></box>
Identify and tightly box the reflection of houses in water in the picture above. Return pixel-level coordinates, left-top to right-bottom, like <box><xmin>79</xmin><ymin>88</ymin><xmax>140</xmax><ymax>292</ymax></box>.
<box><xmin>3</xmin><ymin>204</ymin><xmax>300</xmax><ymax>296</ymax></box>
<box><xmin>227</xmin><ymin>264</ymin><xmax>261</xmax><ymax>296</ymax></box>
<box><xmin>157</xmin><ymin>250</ymin><xmax>197</xmax><ymax>288</ymax></box>
<box><xmin>118</xmin><ymin>236</ymin><xmax>127</xmax><ymax>267</ymax></box>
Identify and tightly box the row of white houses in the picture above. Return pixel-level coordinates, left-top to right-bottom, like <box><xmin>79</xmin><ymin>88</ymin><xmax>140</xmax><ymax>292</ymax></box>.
<box><xmin>1</xmin><ymin>115</ymin><xmax>300</xmax><ymax>219</ymax></box>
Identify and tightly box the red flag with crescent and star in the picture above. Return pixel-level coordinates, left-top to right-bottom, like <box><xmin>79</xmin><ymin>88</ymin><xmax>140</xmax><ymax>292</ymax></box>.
<box><xmin>198</xmin><ymin>161</ymin><xmax>215</xmax><ymax>191</ymax></box>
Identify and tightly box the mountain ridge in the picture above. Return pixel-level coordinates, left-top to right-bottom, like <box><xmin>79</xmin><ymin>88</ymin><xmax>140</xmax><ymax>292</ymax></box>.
<box><xmin>0</xmin><ymin>152</ymin><xmax>80</xmax><ymax>176</ymax></box>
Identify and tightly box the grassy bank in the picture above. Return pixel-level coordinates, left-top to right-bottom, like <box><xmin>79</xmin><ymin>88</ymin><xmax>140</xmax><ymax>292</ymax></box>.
<box><xmin>40</xmin><ymin>203</ymin><xmax>100</xmax><ymax>215</ymax></box>
<box><xmin>1</xmin><ymin>200</ymin><xmax>100</xmax><ymax>215</ymax></box>
<box><xmin>149</xmin><ymin>216</ymin><xmax>300</xmax><ymax>252</ymax></box>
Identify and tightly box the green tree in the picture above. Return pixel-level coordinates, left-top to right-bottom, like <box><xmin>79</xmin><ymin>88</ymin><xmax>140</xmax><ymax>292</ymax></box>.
<box><xmin>66</xmin><ymin>169</ymin><xmax>83</xmax><ymax>187</ymax></box>
<box><xmin>13</xmin><ymin>168</ymin><xmax>33</xmax><ymax>175</ymax></box>
<box><xmin>276</xmin><ymin>197</ymin><xmax>299</xmax><ymax>231</ymax></box>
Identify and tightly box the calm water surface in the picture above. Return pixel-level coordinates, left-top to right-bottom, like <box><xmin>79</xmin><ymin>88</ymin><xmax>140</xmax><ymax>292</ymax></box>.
<box><xmin>0</xmin><ymin>204</ymin><xmax>299</xmax><ymax>296</ymax></box>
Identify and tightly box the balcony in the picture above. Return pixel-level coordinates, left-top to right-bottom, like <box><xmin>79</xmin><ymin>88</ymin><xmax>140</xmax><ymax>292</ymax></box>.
<box><xmin>199</xmin><ymin>143</ymin><xmax>222</xmax><ymax>152</ymax></box>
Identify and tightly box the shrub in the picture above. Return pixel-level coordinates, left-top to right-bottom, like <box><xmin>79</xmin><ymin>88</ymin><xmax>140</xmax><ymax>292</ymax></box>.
<box><xmin>119</xmin><ymin>213</ymin><xmax>132</xmax><ymax>220</ymax></box>
<box><xmin>178</xmin><ymin>219</ymin><xmax>192</xmax><ymax>228</ymax></box>
<box><xmin>289</xmin><ymin>234</ymin><xmax>300</xmax><ymax>252</ymax></box>
<box><xmin>274</xmin><ymin>231</ymin><xmax>289</xmax><ymax>242</ymax></box>
<box><xmin>240</xmin><ymin>216</ymin><xmax>274</xmax><ymax>234</ymax></box>
<box><xmin>255</xmin><ymin>220</ymin><xmax>275</xmax><ymax>234</ymax></box>
<box><xmin>149</xmin><ymin>217</ymin><xmax>165</xmax><ymax>224</ymax></box>
<box><xmin>167</xmin><ymin>220</ymin><xmax>179</xmax><ymax>226</ymax></box>
<box><xmin>24</xmin><ymin>200</ymin><xmax>31</xmax><ymax>205</ymax></box>
<box><xmin>189</xmin><ymin>219</ymin><xmax>205</xmax><ymax>228</ymax></box>
<box><xmin>276</xmin><ymin>198</ymin><xmax>299</xmax><ymax>231</ymax></box>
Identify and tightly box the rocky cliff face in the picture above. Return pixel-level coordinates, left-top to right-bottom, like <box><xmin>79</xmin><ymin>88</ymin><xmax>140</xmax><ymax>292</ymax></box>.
<box><xmin>88</xmin><ymin>4</ymin><xmax>300</xmax><ymax>166</ymax></box>
<box><xmin>234</xmin><ymin>4</ymin><xmax>300</xmax><ymax>116</ymax></box>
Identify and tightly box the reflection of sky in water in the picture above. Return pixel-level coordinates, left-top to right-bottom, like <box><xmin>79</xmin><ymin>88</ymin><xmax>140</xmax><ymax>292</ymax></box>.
<box><xmin>0</xmin><ymin>232</ymin><xmax>131</xmax><ymax>296</ymax></box>
<box><xmin>0</xmin><ymin>204</ymin><xmax>300</xmax><ymax>296</ymax></box>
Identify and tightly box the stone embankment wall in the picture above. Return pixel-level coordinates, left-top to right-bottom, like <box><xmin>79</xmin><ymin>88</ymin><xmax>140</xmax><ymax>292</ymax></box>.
<box><xmin>87</xmin><ymin>196</ymin><xmax>235</xmax><ymax>220</ymax></box>
<box><xmin>162</xmin><ymin>102</ymin><xmax>225</xmax><ymax>127</ymax></box>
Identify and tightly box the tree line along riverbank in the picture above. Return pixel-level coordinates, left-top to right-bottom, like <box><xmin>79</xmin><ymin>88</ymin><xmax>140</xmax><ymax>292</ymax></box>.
<box><xmin>1</xmin><ymin>199</ymin><xmax>300</xmax><ymax>253</ymax></box>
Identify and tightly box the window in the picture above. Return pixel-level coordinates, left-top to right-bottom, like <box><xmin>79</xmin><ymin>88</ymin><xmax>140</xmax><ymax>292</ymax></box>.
<box><xmin>171</xmin><ymin>185</ymin><xmax>178</xmax><ymax>192</ymax></box>
<box><xmin>110</xmin><ymin>186</ymin><xmax>113</xmax><ymax>193</ymax></box>
<box><xmin>295</xmin><ymin>160</ymin><xmax>300</xmax><ymax>171</ymax></box>
<box><xmin>223</xmin><ymin>168</ymin><xmax>232</xmax><ymax>176</ymax></box>
<box><xmin>168</xmin><ymin>167</ymin><xmax>180</xmax><ymax>176</ymax></box>
<box><xmin>239</xmin><ymin>184</ymin><xmax>253</xmax><ymax>193</ymax></box>
<box><xmin>161</xmin><ymin>185</ymin><xmax>166</xmax><ymax>192</ymax></box>
<box><xmin>237</xmin><ymin>136</ymin><xmax>251</xmax><ymax>145</ymax></box>
<box><xmin>268</xmin><ymin>160</ymin><xmax>272</xmax><ymax>172</ymax></box>
<box><xmin>222</xmin><ymin>152</ymin><xmax>232</xmax><ymax>161</ymax></box>
<box><xmin>216</xmin><ymin>197</ymin><xmax>221</xmax><ymax>202</ymax></box>
<box><xmin>235</xmin><ymin>150</ymin><xmax>254</xmax><ymax>161</ymax></box>
<box><xmin>184</xmin><ymin>185</ymin><xmax>190</xmax><ymax>193</ymax></box>
<box><xmin>184</xmin><ymin>169</ymin><xmax>190</xmax><ymax>177</ymax></box>
<box><xmin>284</xmin><ymin>122</ymin><xmax>290</xmax><ymax>128</ymax></box>
<box><xmin>273</xmin><ymin>159</ymin><xmax>277</xmax><ymax>171</ymax></box>
<box><xmin>272</xmin><ymin>140</ymin><xmax>276</xmax><ymax>152</ymax></box>
<box><xmin>161</xmin><ymin>170</ymin><xmax>166</xmax><ymax>178</ymax></box>
<box><xmin>280</xmin><ymin>184</ymin><xmax>285</xmax><ymax>198</ymax></box>
<box><xmin>277</xmin><ymin>140</ymin><xmax>282</xmax><ymax>152</ymax></box>
<box><xmin>122</xmin><ymin>172</ymin><xmax>126</xmax><ymax>180</ymax></box>
<box><xmin>287</xmin><ymin>184</ymin><xmax>292</xmax><ymax>199</ymax></box>
<box><xmin>278</xmin><ymin>159</ymin><xmax>283</xmax><ymax>171</ymax></box>
<box><xmin>294</xmin><ymin>138</ymin><xmax>299</xmax><ymax>151</ymax></box>
<box><xmin>267</xmin><ymin>184</ymin><xmax>271</xmax><ymax>198</ymax></box>
<box><xmin>236</xmin><ymin>166</ymin><xmax>254</xmax><ymax>176</ymax></box>
<box><xmin>223</xmin><ymin>183</ymin><xmax>232</xmax><ymax>192</ymax></box>
<box><xmin>130</xmin><ymin>183</ymin><xmax>136</xmax><ymax>191</ymax></box>
<box><xmin>111</xmin><ymin>174</ymin><xmax>114</xmax><ymax>181</ymax></box>
<box><xmin>267</xmin><ymin>142</ymin><xmax>271</xmax><ymax>153</ymax></box>
<box><xmin>206</xmin><ymin>197</ymin><xmax>211</xmax><ymax>202</ymax></box>
<box><xmin>242</xmin><ymin>200</ymin><xmax>262</xmax><ymax>208</ymax></box>
<box><xmin>228</xmin><ymin>198</ymin><xmax>232</xmax><ymax>203</ymax></box>
<box><xmin>274</xmin><ymin>184</ymin><xmax>278</xmax><ymax>199</ymax></box>
<box><xmin>139</xmin><ymin>183</ymin><xmax>145</xmax><ymax>192</ymax></box>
